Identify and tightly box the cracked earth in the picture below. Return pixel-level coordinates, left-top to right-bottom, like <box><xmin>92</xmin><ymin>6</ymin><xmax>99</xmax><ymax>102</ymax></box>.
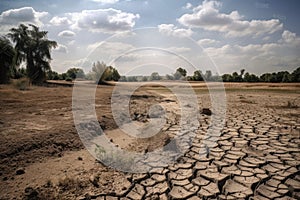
<box><xmin>0</xmin><ymin>83</ymin><xmax>299</xmax><ymax>199</ymax></box>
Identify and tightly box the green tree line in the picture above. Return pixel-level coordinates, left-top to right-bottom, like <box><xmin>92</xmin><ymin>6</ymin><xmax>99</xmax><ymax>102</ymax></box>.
<box><xmin>219</xmin><ymin>68</ymin><xmax>299</xmax><ymax>83</ymax></box>
<box><xmin>120</xmin><ymin>67</ymin><xmax>300</xmax><ymax>83</ymax></box>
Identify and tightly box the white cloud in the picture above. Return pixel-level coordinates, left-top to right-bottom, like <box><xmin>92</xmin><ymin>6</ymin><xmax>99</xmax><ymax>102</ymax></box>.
<box><xmin>69</xmin><ymin>8</ymin><xmax>140</xmax><ymax>33</ymax></box>
<box><xmin>202</xmin><ymin>30</ymin><xmax>300</xmax><ymax>74</ymax></box>
<box><xmin>158</xmin><ymin>24</ymin><xmax>193</xmax><ymax>38</ymax></box>
<box><xmin>0</xmin><ymin>7</ymin><xmax>48</xmax><ymax>32</ymax></box>
<box><xmin>50</xmin><ymin>16</ymin><xmax>71</xmax><ymax>26</ymax></box>
<box><xmin>90</xmin><ymin>41</ymin><xmax>134</xmax><ymax>54</ymax></box>
<box><xmin>54</xmin><ymin>44</ymin><xmax>68</xmax><ymax>53</ymax></box>
<box><xmin>178</xmin><ymin>0</ymin><xmax>282</xmax><ymax>37</ymax></box>
<box><xmin>91</xmin><ymin>0</ymin><xmax>119</xmax><ymax>3</ymax></box>
<box><xmin>184</xmin><ymin>3</ymin><xmax>193</xmax><ymax>9</ymax></box>
<box><xmin>51</xmin><ymin>58</ymin><xmax>92</xmax><ymax>73</ymax></box>
<box><xmin>86</xmin><ymin>41</ymin><xmax>135</xmax><ymax>66</ymax></box>
<box><xmin>111</xmin><ymin>47</ymin><xmax>194</xmax><ymax>75</ymax></box>
<box><xmin>281</xmin><ymin>30</ymin><xmax>299</xmax><ymax>44</ymax></box>
<box><xmin>58</xmin><ymin>30</ymin><xmax>76</xmax><ymax>37</ymax></box>
<box><xmin>197</xmin><ymin>38</ymin><xmax>220</xmax><ymax>47</ymax></box>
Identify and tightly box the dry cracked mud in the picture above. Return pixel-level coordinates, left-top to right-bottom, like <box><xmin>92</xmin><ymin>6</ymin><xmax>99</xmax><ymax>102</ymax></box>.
<box><xmin>0</xmin><ymin>82</ymin><xmax>299</xmax><ymax>199</ymax></box>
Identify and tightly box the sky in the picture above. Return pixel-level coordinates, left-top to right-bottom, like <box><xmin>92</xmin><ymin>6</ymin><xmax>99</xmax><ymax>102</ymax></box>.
<box><xmin>0</xmin><ymin>0</ymin><xmax>299</xmax><ymax>75</ymax></box>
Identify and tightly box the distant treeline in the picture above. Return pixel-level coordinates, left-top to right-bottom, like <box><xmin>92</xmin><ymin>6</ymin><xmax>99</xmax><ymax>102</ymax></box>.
<box><xmin>116</xmin><ymin>67</ymin><xmax>300</xmax><ymax>83</ymax></box>
<box><xmin>4</xmin><ymin>57</ymin><xmax>300</xmax><ymax>84</ymax></box>
<box><xmin>219</xmin><ymin>68</ymin><xmax>300</xmax><ymax>83</ymax></box>
<box><xmin>43</xmin><ymin>66</ymin><xmax>300</xmax><ymax>83</ymax></box>
<box><xmin>45</xmin><ymin>62</ymin><xmax>121</xmax><ymax>84</ymax></box>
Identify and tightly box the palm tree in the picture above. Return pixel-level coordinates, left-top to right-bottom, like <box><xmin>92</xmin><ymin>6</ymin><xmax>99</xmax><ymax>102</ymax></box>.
<box><xmin>8</xmin><ymin>24</ymin><xmax>57</xmax><ymax>84</ymax></box>
<box><xmin>0</xmin><ymin>36</ymin><xmax>16</xmax><ymax>84</ymax></box>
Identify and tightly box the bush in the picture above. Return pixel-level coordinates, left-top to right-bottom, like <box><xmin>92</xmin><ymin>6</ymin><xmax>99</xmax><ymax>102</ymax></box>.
<box><xmin>14</xmin><ymin>78</ymin><xmax>30</xmax><ymax>90</ymax></box>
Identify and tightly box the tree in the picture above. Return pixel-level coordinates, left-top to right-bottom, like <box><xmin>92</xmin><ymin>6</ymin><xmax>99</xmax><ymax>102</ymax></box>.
<box><xmin>12</xmin><ymin>67</ymin><xmax>27</xmax><ymax>79</ymax></box>
<box><xmin>291</xmin><ymin>67</ymin><xmax>300</xmax><ymax>82</ymax></box>
<box><xmin>244</xmin><ymin>72</ymin><xmax>251</xmax><ymax>82</ymax></box>
<box><xmin>240</xmin><ymin>69</ymin><xmax>245</xmax><ymax>75</ymax></box>
<box><xmin>66</xmin><ymin>68</ymin><xmax>85</xmax><ymax>79</ymax></box>
<box><xmin>173</xmin><ymin>67</ymin><xmax>187</xmax><ymax>80</ymax></box>
<box><xmin>149</xmin><ymin>72</ymin><xmax>161</xmax><ymax>81</ymax></box>
<box><xmin>91</xmin><ymin>61</ymin><xmax>120</xmax><ymax>84</ymax></box>
<box><xmin>222</xmin><ymin>74</ymin><xmax>233</xmax><ymax>82</ymax></box>
<box><xmin>258</xmin><ymin>69</ymin><xmax>299</xmax><ymax>83</ymax></box>
<box><xmin>0</xmin><ymin>36</ymin><xmax>16</xmax><ymax>84</ymax></box>
<box><xmin>84</xmin><ymin>72</ymin><xmax>93</xmax><ymax>80</ymax></box>
<box><xmin>176</xmin><ymin>67</ymin><xmax>187</xmax><ymax>77</ymax></box>
<box><xmin>192</xmin><ymin>70</ymin><xmax>204</xmax><ymax>81</ymax></box>
<box><xmin>59</xmin><ymin>73</ymin><xmax>67</xmax><ymax>80</ymax></box>
<box><xmin>232</xmin><ymin>72</ymin><xmax>240</xmax><ymax>82</ymax></box>
<box><xmin>142</xmin><ymin>76</ymin><xmax>148</xmax><ymax>81</ymax></box>
<box><xmin>119</xmin><ymin>76</ymin><xmax>127</xmax><ymax>82</ymax></box>
<box><xmin>260</xmin><ymin>73</ymin><xmax>277</xmax><ymax>82</ymax></box>
<box><xmin>260</xmin><ymin>73</ymin><xmax>270</xmax><ymax>82</ymax></box>
<box><xmin>244</xmin><ymin>72</ymin><xmax>259</xmax><ymax>82</ymax></box>
<box><xmin>91</xmin><ymin>61</ymin><xmax>108</xmax><ymax>84</ymax></box>
<box><xmin>275</xmin><ymin>71</ymin><xmax>289</xmax><ymax>82</ymax></box>
<box><xmin>105</xmin><ymin>66</ymin><xmax>120</xmax><ymax>81</ymax></box>
<box><xmin>112</xmin><ymin>68</ymin><xmax>121</xmax><ymax>81</ymax></box>
<box><xmin>228</xmin><ymin>70</ymin><xmax>244</xmax><ymax>82</ymax></box>
<box><xmin>270</xmin><ymin>72</ymin><xmax>278</xmax><ymax>82</ymax></box>
<box><xmin>204</xmin><ymin>70</ymin><xmax>212</xmax><ymax>81</ymax></box>
<box><xmin>165</xmin><ymin>74</ymin><xmax>174</xmax><ymax>80</ymax></box>
<box><xmin>47</xmin><ymin>70</ymin><xmax>59</xmax><ymax>80</ymax></box>
<box><xmin>127</xmin><ymin>76</ymin><xmax>138</xmax><ymax>82</ymax></box>
<box><xmin>211</xmin><ymin>73</ymin><xmax>222</xmax><ymax>82</ymax></box>
<box><xmin>240</xmin><ymin>69</ymin><xmax>245</xmax><ymax>81</ymax></box>
<box><xmin>8</xmin><ymin>24</ymin><xmax>57</xmax><ymax>84</ymax></box>
<box><xmin>173</xmin><ymin>71</ymin><xmax>182</xmax><ymax>80</ymax></box>
<box><xmin>282</xmin><ymin>73</ymin><xmax>292</xmax><ymax>83</ymax></box>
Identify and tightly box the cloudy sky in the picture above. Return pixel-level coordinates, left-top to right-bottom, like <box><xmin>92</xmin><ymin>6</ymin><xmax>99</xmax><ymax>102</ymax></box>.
<box><xmin>0</xmin><ymin>0</ymin><xmax>299</xmax><ymax>75</ymax></box>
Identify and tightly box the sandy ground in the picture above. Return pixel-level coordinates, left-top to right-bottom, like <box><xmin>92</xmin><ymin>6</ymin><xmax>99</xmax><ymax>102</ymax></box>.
<box><xmin>0</xmin><ymin>82</ymin><xmax>299</xmax><ymax>199</ymax></box>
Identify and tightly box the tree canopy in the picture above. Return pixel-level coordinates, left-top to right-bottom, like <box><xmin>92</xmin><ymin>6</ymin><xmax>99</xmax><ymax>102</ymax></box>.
<box><xmin>90</xmin><ymin>61</ymin><xmax>120</xmax><ymax>84</ymax></box>
<box><xmin>7</xmin><ymin>24</ymin><xmax>57</xmax><ymax>84</ymax></box>
<box><xmin>0</xmin><ymin>37</ymin><xmax>15</xmax><ymax>84</ymax></box>
<box><xmin>149</xmin><ymin>72</ymin><xmax>161</xmax><ymax>81</ymax></box>
<box><xmin>66</xmin><ymin>68</ymin><xmax>85</xmax><ymax>79</ymax></box>
<box><xmin>220</xmin><ymin>68</ymin><xmax>300</xmax><ymax>83</ymax></box>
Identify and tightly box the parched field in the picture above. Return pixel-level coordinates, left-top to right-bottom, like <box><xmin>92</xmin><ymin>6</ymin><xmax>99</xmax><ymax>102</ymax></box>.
<box><xmin>0</xmin><ymin>82</ymin><xmax>299</xmax><ymax>199</ymax></box>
